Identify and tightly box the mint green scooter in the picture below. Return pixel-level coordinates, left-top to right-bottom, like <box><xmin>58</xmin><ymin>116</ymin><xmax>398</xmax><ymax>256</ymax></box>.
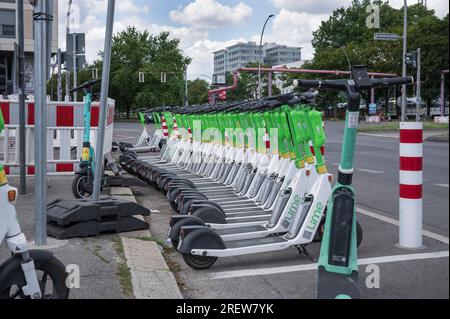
<box><xmin>295</xmin><ymin>66</ymin><xmax>413</xmax><ymax>299</ymax></box>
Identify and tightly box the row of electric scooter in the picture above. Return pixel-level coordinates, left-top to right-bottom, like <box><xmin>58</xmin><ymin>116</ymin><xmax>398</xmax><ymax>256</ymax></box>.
<box><xmin>120</xmin><ymin>90</ymin><xmax>364</xmax><ymax>271</ymax></box>
<box><xmin>119</xmin><ymin>66</ymin><xmax>413</xmax><ymax>298</ymax></box>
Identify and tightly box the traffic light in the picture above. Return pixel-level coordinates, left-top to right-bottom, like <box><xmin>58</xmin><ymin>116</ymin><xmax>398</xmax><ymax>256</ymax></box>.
<box><xmin>405</xmin><ymin>51</ymin><xmax>418</xmax><ymax>68</ymax></box>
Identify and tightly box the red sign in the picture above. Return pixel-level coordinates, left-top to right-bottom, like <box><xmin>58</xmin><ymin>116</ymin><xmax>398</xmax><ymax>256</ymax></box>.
<box><xmin>217</xmin><ymin>90</ymin><xmax>227</xmax><ymax>100</ymax></box>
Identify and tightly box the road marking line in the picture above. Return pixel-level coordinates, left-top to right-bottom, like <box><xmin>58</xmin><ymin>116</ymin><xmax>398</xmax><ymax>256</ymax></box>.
<box><xmin>208</xmin><ymin>251</ymin><xmax>449</xmax><ymax>280</ymax></box>
<box><xmin>358</xmin><ymin>132</ymin><xmax>399</xmax><ymax>139</ymax></box>
<box><xmin>115</xmin><ymin>135</ymin><xmax>135</xmax><ymax>139</ymax></box>
<box><xmin>435</xmin><ymin>184</ymin><xmax>449</xmax><ymax>188</ymax></box>
<box><xmin>358</xmin><ymin>168</ymin><xmax>384</xmax><ymax>174</ymax></box>
<box><xmin>357</xmin><ymin>207</ymin><xmax>449</xmax><ymax>245</ymax></box>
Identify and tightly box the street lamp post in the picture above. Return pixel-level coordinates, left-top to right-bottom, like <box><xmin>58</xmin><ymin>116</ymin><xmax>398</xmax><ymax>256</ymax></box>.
<box><xmin>258</xmin><ymin>14</ymin><xmax>275</xmax><ymax>100</ymax></box>
<box><xmin>200</xmin><ymin>74</ymin><xmax>213</xmax><ymax>81</ymax></box>
<box><xmin>326</xmin><ymin>40</ymin><xmax>352</xmax><ymax>78</ymax></box>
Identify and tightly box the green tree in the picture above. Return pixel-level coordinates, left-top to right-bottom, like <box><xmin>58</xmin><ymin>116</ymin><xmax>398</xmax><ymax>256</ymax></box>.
<box><xmin>109</xmin><ymin>27</ymin><xmax>191</xmax><ymax>117</ymax></box>
<box><xmin>188</xmin><ymin>79</ymin><xmax>209</xmax><ymax>105</ymax></box>
<box><xmin>224</xmin><ymin>62</ymin><xmax>278</xmax><ymax>101</ymax></box>
<box><xmin>308</xmin><ymin>1</ymin><xmax>449</xmax><ymax>110</ymax></box>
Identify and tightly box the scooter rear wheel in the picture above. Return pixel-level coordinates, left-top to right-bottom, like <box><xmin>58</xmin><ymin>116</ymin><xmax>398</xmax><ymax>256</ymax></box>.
<box><xmin>0</xmin><ymin>256</ymin><xmax>69</xmax><ymax>299</ymax></box>
<box><xmin>182</xmin><ymin>254</ymin><xmax>218</xmax><ymax>270</ymax></box>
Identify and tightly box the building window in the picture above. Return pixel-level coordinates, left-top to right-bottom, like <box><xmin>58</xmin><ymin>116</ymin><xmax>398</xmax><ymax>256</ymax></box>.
<box><xmin>0</xmin><ymin>9</ymin><xmax>16</xmax><ymax>38</ymax></box>
<box><xmin>2</xmin><ymin>24</ymin><xmax>15</xmax><ymax>36</ymax></box>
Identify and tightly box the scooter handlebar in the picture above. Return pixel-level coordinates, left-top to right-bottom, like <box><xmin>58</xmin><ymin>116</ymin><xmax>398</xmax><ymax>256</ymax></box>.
<box><xmin>371</xmin><ymin>76</ymin><xmax>414</xmax><ymax>87</ymax></box>
<box><xmin>293</xmin><ymin>76</ymin><xmax>414</xmax><ymax>91</ymax></box>
<box><xmin>69</xmin><ymin>78</ymin><xmax>102</xmax><ymax>94</ymax></box>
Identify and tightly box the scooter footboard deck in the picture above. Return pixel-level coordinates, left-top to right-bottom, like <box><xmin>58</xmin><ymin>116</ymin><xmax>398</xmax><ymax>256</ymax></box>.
<box><xmin>225</xmin><ymin>210</ymin><xmax>272</xmax><ymax>218</ymax></box>
<box><xmin>226</xmin><ymin>215</ymin><xmax>270</xmax><ymax>224</ymax></box>
<box><xmin>223</xmin><ymin>207</ymin><xmax>265</xmax><ymax>213</ymax></box>
<box><xmin>225</xmin><ymin>236</ymin><xmax>286</xmax><ymax>249</ymax></box>
<box><xmin>216</xmin><ymin>225</ymin><xmax>268</xmax><ymax>236</ymax></box>
<box><xmin>317</xmin><ymin>267</ymin><xmax>360</xmax><ymax>299</ymax></box>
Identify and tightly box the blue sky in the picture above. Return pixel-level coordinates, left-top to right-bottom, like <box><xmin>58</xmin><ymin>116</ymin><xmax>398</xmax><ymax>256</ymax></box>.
<box><xmin>58</xmin><ymin>0</ymin><xmax>449</xmax><ymax>80</ymax></box>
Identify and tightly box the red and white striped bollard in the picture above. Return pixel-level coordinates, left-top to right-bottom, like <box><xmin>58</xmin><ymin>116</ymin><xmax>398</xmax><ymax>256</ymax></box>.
<box><xmin>399</xmin><ymin>122</ymin><xmax>423</xmax><ymax>249</ymax></box>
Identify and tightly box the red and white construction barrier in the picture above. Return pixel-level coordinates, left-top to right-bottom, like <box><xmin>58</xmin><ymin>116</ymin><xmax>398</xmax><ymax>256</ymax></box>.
<box><xmin>399</xmin><ymin>122</ymin><xmax>423</xmax><ymax>249</ymax></box>
<box><xmin>172</xmin><ymin>118</ymin><xmax>180</xmax><ymax>139</ymax></box>
<box><xmin>0</xmin><ymin>97</ymin><xmax>115</xmax><ymax>175</ymax></box>
<box><xmin>188</xmin><ymin>127</ymin><xmax>193</xmax><ymax>142</ymax></box>
<box><xmin>263</xmin><ymin>127</ymin><xmax>270</xmax><ymax>154</ymax></box>
<box><xmin>161</xmin><ymin>116</ymin><xmax>169</xmax><ymax>138</ymax></box>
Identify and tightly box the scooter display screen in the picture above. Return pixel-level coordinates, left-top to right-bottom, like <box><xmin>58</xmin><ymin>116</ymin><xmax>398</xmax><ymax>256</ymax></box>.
<box><xmin>328</xmin><ymin>187</ymin><xmax>354</xmax><ymax>267</ymax></box>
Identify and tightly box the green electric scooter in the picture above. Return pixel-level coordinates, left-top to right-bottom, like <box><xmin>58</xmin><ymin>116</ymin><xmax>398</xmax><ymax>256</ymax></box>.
<box><xmin>295</xmin><ymin>65</ymin><xmax>413</xmax><ymax>299</ymax></box>
<box><xmin>71</xmin><ymin>79</ymin><xmax>147</xmax><ymax>199</ymax></box>
<box><xmin>71</xmin><ymin>79</ymin><xmax>101</xmax><ymax>199</ymax></box>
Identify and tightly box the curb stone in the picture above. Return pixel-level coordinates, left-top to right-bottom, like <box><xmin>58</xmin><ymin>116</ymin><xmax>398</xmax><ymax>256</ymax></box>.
<box><xmin>111</xmin><ymin>187</ymin><xmax>183</xmax><ymax>299</ymax></box>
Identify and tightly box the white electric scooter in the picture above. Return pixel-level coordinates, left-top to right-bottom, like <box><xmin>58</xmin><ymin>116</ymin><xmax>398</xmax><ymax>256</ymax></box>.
<box><xmin>0</xmin><ymin>111</ymin><xmax>69</xmax><ymax>299</ymax></box>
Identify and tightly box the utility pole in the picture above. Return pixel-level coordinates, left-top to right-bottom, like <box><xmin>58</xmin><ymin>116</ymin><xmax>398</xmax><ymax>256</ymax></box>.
<box><xmin>185</xmin><ymin>68</ymin><xmax>189</xmax><ymax>107</ymax></box>
<box><xmin>73</xmin><ymin>33</ymin><xmax>78</xmax><ymax>101</ymax></box>
<box><xmin>92</xmin><ymin>0</ymin><xmax>116</xmax><ymax>201</ymax></box>
<box><xmin>401</xmin><ymin>0</ymin><xmax>408</xmax><ymax>122</ymax></box>
<box><xmin>57</xmin><ymin>48</ymin><xmax>62</xmax><ymax>101</ymax></box>
<box><xmin>18</xmin><ymin>0</ymin><xmax>26</xmax><ymax>195</ymax></box>
<box><xmin>66</xmin><ymin>0</ymin><xmax>72</xmax><ymax>100</ymax></box>
<box><xmin>415</xmin><ymin>48</ymin><xmax>421</xmax><ymax>121</ymax></box>
<box><xmin>33</xmin><ymin>0</ymin><xmax>50</xmax><ymax>246</ymax></box>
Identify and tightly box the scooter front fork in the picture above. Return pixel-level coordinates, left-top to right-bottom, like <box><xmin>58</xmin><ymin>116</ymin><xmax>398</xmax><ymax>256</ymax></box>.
<box><xmin>6</xmin><ymin>233</ymin><xmax>42</xmax><ymax>299</ymax></box>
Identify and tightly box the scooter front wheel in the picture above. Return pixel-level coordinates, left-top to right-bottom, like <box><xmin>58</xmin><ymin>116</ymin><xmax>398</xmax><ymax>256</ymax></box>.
<box><xmin>72</xmin><ymin>175</ymin><xmax>93</xmax><ymax>199</ymax></box>
<box><xmin>0</xmin><ymin>256</ymin><xmax>69</xmax><ymax>299</ymax></box>
<box><xmin>182</xmin><ymin>254</ymin><xmax>218</xmax><ymax>270</ymax></box>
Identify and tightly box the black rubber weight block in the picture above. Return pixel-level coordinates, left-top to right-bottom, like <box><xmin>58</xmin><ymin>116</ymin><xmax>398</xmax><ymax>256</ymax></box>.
<box><xmin>46</xmin><ymin>197</ymin><xmax>150</xmax><ymax>226</ymax></box>
<box><xmin>47</xmin><ymin>217</ymin><xmax>150</xmax><ymax>239</ymax></box>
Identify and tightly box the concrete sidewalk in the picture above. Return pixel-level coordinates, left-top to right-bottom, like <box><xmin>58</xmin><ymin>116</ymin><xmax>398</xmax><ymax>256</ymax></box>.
<box><xmin>0</xmin><ymin>176</ymin><xmax>182</xmax><ymax>299</ymax></box>
<box><xmin>111</xmin><ymin>187</ymin><xmax>182</xmax><ymax>299</ymax></box>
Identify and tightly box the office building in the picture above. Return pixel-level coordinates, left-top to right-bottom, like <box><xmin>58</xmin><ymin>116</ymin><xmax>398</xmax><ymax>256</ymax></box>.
<box><xmin>213</xmin><ymin>41</ymin><xmax>302</xmax><ymax>76</ymax></box>
<box><xmin>0</xmin><ymin>0</ymin><xmax>58</xmax><ymax>95</ymax></box>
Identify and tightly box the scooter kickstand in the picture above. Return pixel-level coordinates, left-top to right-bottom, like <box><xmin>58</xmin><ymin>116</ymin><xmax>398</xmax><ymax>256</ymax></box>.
<box><xmin>296</xmin><ymin>245</ymin><xmax>316</xmax><ymax>262</ymax></box>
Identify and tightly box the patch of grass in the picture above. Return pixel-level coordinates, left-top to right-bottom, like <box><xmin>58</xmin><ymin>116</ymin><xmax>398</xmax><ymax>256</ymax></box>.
<box><xmin>162</xmin><ymin>251</ymin><xmax>187</xmax><ymax>292</ymax></box>
<box><xmin>358</xmin><ymin>121</ymin><xmax>449</xmax><ymax>132</ymax></box>
<box><xmin>112</xmin><ymin>236</ymin><xmax>134</xmax><ymax>298</ymax></box>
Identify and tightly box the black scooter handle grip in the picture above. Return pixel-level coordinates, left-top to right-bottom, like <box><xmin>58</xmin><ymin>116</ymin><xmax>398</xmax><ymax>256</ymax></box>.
<box><xmin>372</xmin><ymin>76</ymin><xmax>414</xmax><ymax>87</ymax></box>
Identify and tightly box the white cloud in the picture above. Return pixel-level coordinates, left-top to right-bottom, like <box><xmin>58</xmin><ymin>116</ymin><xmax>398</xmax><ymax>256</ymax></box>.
<box><xmin>185</xmin><ymin>38</ymin><xmax>247</xmax><ymax>79</ymax></box>
<box><xmin>170</xmin><ymin>0</ymin><xmax>253</xmax><ymax>28</ymax></box>
<box><xmin>272</xmin><ymin>0</ymin><xmax>449</xmax><ymax>17</ymax></box>
<box><xmin>248</xmin><ymin>10</ymin><xmax>326</xmax><ymax>60</ymax></box>
<box><xmin>272</xmin><ymin>0</ymin><xmax>352</xmax><ymax>14</ymax></box>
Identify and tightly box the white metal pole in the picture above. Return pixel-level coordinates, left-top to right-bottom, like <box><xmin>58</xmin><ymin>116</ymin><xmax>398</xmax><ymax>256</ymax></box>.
<box><xmin>399</xmin><ymin>122</ymin><xmax>423</xmax><ymax>248</ymax></box>
<box><xmin>92</xmin><ymin>0</ymin><xmax>116</xmax><ymax>201</ymax></box>
<box><xmin>401</xmin><ymin>0</ymin><xmax>408</xmax><ymax>122</ymax></box>
<box><xmin>34</xmin><ymin>0</ymin><xmax>49</xmax><ymax>246</ymax></box>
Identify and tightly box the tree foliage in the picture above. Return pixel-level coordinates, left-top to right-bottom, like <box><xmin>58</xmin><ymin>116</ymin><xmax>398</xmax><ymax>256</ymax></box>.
<box><xmin>110</xmin><ymin>27</ymin><xmax>191</xmax><ymax>117</ymax></box>
<box><xmin>188</xmin><ymin>79</ymin><xmax>210</xmax><ymax>105</ymax></box>
<box><xmin>225</xmin><ymin>62</ymin><xmax>280</xmax><ymax>101</ymax></box>
<box><xmin>307</xmin><ymin>0</ymin><xmax>449</xmax><ymax>108</ymax></box>
<box><xmin>48</xmin><ymin>27</ymin><xmax>192</xmax><ymax>117</ymax></box>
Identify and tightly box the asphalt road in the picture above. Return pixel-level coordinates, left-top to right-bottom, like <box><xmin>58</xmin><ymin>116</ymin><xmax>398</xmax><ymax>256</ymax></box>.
<box><xmin>323</xmin><ymin>121</ymin><xmax>449</xmax><ymax>237</ymax></box>
<box><xmin>115</xmin><ymin>120</ymin><xmax>449</xmax><ymax>299</ymax></box>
